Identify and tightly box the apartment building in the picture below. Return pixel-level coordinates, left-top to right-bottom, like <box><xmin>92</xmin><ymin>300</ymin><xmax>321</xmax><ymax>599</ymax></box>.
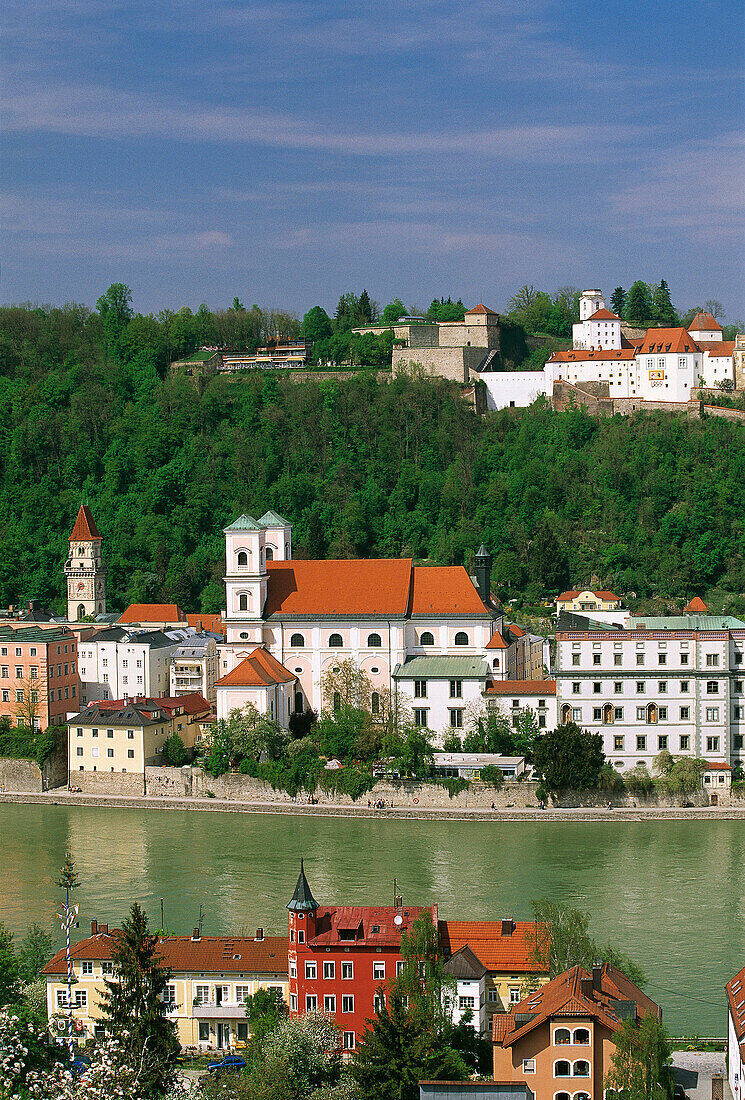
<box><xmin>484</xmin><ymin>681</ymin><xmax>557</xmax><ymax>730</ymax></box>
<box><xmin>555</xmin><ymin>607</ymin><xmax>745</xmax><ymax>771</ymax></box>
<box><xmin>0</xmin><ymin>625</ymin><xmax>79</xmax><ymax>728</ymax></box>
<box><xmin>170</xmin><ymin>633</ymin><xmax>219</xmax><ymax>704</ymax></box>
<box><xmin>727</xmin><ymin>964</ymin><xmax>745</xmax><ymax>1100</ymax></box>
<box><xmin>43</xmin><ymin>921</ymin><xmax>288</xmax><ymax>1051</ymax></box>
<box><xmin>77</xmin><ymin>627</ymin><xmax>180</xmax><ymax>705</ymax></box>
<box><xmin>492</xmin><ymin>962</ymin><xmax>660</xmax><ymax>1100</ymax></box>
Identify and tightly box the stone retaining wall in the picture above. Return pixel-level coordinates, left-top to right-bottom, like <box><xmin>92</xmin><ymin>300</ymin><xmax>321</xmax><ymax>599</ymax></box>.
<box><xmin>0</xmin><ymin>757</ymin><xmax>43</xmax><ymax>792</ymax></box>
<box><xmin>76</xmin><ymin>771</ymin><xmax>145</xmax><ymax>796</ymax></box>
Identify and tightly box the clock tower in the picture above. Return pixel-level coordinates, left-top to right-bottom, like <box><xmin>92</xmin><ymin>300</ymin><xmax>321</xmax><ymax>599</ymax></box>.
<box><xmin>65</xmin><ymin>505</ymin><xmax>107</xmax><ymax>621</ymax></box>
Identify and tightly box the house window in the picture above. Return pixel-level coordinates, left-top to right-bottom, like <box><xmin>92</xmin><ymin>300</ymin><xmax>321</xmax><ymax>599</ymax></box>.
<box><xmin>614</xmin><ymin>682</ymin><xmax>622</xmax><ymax>694</ymax></box>
<box><xmin>238</xmin><ymin>594</ymin><xmax>248</xmax><ymax>611</ymax></box>
<box><xmin>373</xmin><ymin>993</ymin><xmax>386</xmax><ymax>1012</ymax></box>
<box><xmin>373</xmin><ymin>962</ymin><xmax>385</xmax><ymax>980</ymax></box>
<box><xmin>614</xmin><ymin>654</ymin><xmax>622</xmax><ymax>666</ymax></box>
<box><xmin>420</xmin><ymin>632</ymin><xmax>434</xmax><ymax>646</ymax></box>
<box><xmin>658</xmin><ymin>681</ymin><xmax>667</xmax><ymax>693</ymax></box>
<box><xmin>342</xmin><ymin>995</ymin><xmax>354</xmax><ymax>1012</ymax></box>
<box><xmin>371</xmin><ymin>692</ymin><xmax>380</xmax><ymax>715</ymax></box>
<box><xmin>127</xmin><ymin>750</ymin><xmax>134</xmax><ymax>759</ymax></box>
<box><xmin>449</xmin><ymin>709</ymin><xmax>463</xmax><ymax>728</ymax></box>
<box><xmin>101</xmin><ymin>962</ymin><xmax>113</xmax><ymax>976</ymax></box>
<box><xmin>680</xmin><ymin>652</ymin><xmax>689</xmax><ymax>665</ymax></box>
<box><xmin>323</xmin><ymin>962</ymin><xmax>335</xmax><ymax>980</ymax></box>
<box><xmin>706</xmin><ymin>654</ymin><xmax>720</xmax><ymax>666</ymax></box>
<box><xmin>680</xmin><ymin>680</ymin><xmax>689</xmax><ymax>692</ymax></box>
<box><xmin>572</xmin><ymin>682</ymin><xmax>580</xmax><ymax>695</ymax></box>
<box><xmin>706</xmin><ymin>708</ymin><xmax>719</xmax><ymax>722</ymax></box>
<box><xmin>198</xmin><ymin>1022</ymin><xmax>210</xmax><ymax>1042</ymax></box>
<box><xmin>343</xmin><ymin>1032</ymin><xmax>355</xmax><ymax>1050</ymax></box>
<box><xmin>555</xmin><ymin>1028</ymin><xmax>571</xmax><ymax>1044</ymax></box>
<box><xmin>636</xmin><ymin>653</ymin><xmax>645</xmax><ymax>666</ymax></box>
<box><xmin>636</xmin><ymin>681</ymin><xmax>645</xmax><ymax>693</ymax></box>
<box><xmin>329</xmin><ymin>634</ymin><xmax>343</xmax><ymax>647</ymax></box>
<box><xmin>680</xmin><ymin>706</ymin><xmax>690</xmax><ymax>720</ymax></box>
<box><xmin>107</xmin><ymin>748</ymin><xmax>114</xmax><ymax>758</ymax></box>
<box><xmin>593</xmin><ymin>653</ymin><xmax>601</xmax><ymax>665</ymax></box>
<box><xmin>454</xmin><ymin>632</ymin><xmax>468</xmax><ymax>646</ymax></box>
<box><xmin>289</xmin><ymin>994</ymin><xmax>298</xmax><ymax>1011</ymax></box>
<box><xmin>680</xmin><ymin>734</ymin><xmax>690</xmax><ymax>750</ymax></box>
<box><xmin>367</xmin><ymin>633</ymin><xmax>382</xmax><ymax>647</ymax></box>
<box><xmin>509</xmin><ymin>987</ymin><xmax>520</xmax><ymax>1003</ymax></box>
<box><xmin>636</xmin><ymin>707</ymin><xmax>646</xmax><ymax>720</ymax></box>
<box><xmin>572</xmin><ymin>707</ymin><xmax>581</xmax><ymax>721</ymax></box>
<box><xmin>636</xmin><ymin>735</ymin><xmax>646</xmax><ymax>750</ymax></box>
<box><xmin>707</xmin><ymin>736</ymin><xmax>720</xmax><ymax>752</ymax></box>
<box><xmin>707</xmin><ymin>681</ymin><xmax>719</xmax><ymax>694</ymax></box>
<box><xmin>324</xmin><ymin>995</ymin><xmax>336</xmax><ymax>1013</ymax></box>
<box><xmin>614</xmin><ymin>707</ymin><xmax>623</xmax><ymax>720</ymax></box>
<box><xmin>306</xmin><ymin>995</ymin><xmax>317</xmax><ymax>1011</ymax></box>
<box><xmin>572</xmin><ymin>654</ymin><xmax>580</xmax><ymax>666</ymax></box>
<box><xmin>573</xmin><ymin>1061</ymin><xmax>590</xmax><ymax>1077</ymax></box>
<box><xmin>593</xmin><ymin>682</ymin><xmax>601</xmax><ymax>694</ymax></box>
<box><xmin>449</xmin><ymin>680</ymin><xmax>462</xmax><ymax>698</ymax></box>
<box><xmin>236</xmin><ymin>1022</ymin><xmax>248</xmax><ymax>1042</ymax></box>
<box><xmin>658</xmin><ymin>653</ymin><xmax>667</xmax><ymax>665</ymax></box>
<box><xmin>163</xmin><ymin>984</ymin><xmax>176</xmax><ymax>1004</ymax></box>
<box><xmin>290</xmin><ymin>633</ymin><xmax>304</xmax><ymax>647</ymax></box>
<box><xmin>341</xmin><ymin>962</ymin><xmax>353</xmax><ymax>980</ymax></box>
<box><xmin>554</xmin><ymin>1061</ymin><xmax>571</xmax><ymax>1077</ymax></box>
<box><xmin>593</xmin><ymin>708</ymin><xmax>602</xmax><ymax>721</ymax></box>
<box><xmin>574</xmin><ymin>1028</ymin><xmax>590</xmax><ymax>1044</ymax></box>
<box><xmin>76</xmin><ymin>747</ymin><xmax>83</xmax><ymax>757</ymax></box>
<box><xmin>658</xmin><ymin>707</ymin><xmax>667</xmax><ymax>721</ymax></box>
<box><xmin>414</xmin><ymin>680</ymin><xmax>427</xmax><ymax>698</ymax></box>
<box><xmin>658</xmin><ymin>736</ymin><xmax>668</xmax><ymax>750</ymax></box>
<box><xmin>459</xmin><ymin>996</ymin><xmax>476</xmax><ymax>1010</ymax></box>
<box><xmin>613</xmin><ymin>735</ymin><xmax>624</xmax><ymax>751</ymax></box>
<box><xmin>413</xmin><ymin>709</ymin><xmax>428</xmax><ymax>727</ymax></box>
<box><xmin>81</xmin><ymin>961</ymin><xmax>93</xmax><ymax>976</ymax></box>
<box><xmin>305</xmin><ymin>961</ymin><xmax>317</xmax><ymax>980</ymax></box>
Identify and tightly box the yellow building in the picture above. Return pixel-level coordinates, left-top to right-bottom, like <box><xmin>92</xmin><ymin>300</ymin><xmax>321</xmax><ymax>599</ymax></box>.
<box><xmin>555</xmin><ymin>589</ymin><xmax>621</xmax><ymax>614</ymax></box>
<box><xmin>43</xmin><ymin>921</ymin><xmax>289</xmax><ymax>1051</ymax></box>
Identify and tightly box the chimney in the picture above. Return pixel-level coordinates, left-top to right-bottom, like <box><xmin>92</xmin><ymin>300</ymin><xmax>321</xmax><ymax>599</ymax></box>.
<box><xmin>91</xmin><ymin>919</ymin><xmax>98</xmax><ymax>935</ymax></box>
<box><xmin>592</xmin><ymin>959</ymin><xmax>603</xmax><ymax>993</ymax></box>
<box><xmin>255</xmin><ymin>927</ymin><xmax>264</xmax><ymax>941</ymax></box>
<box><xmin>474</xmin><ymin>545</ymin><xmax>493</xmax><ymax>606</ymax></box>
<box><xmin>501</xmin><ymin>918</ymin><xmax>515</xmax><ymax>936</ymax></box>
<box><xmin>192</xmin><ymin>927</ymin><xmax>201</xmax><ymax>941</ymax></box>
<box><xmin>99</xmin><ymin>923</ymin><xmax>108</xmax><ymax>934</ymax></box>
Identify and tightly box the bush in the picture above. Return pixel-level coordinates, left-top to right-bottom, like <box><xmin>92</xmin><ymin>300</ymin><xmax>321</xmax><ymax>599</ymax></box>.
<box><xmin>163</xmin><ymin>733</ymin><xmax>187</xmax><ymax>766</ymax></box>
<box><xmin>0</xmin><ymin>723</ymin><xmax>62</xmax><ymax>766</ymax></box>
<box><xmin>438</xmin><ymin>777</ymin><xmax>469</xmax><ymax>798</ymax></box>
<box><xmin>479</xmin><ymin>765</ymin><xmax>505</xmax><ymax>789</ymax></box>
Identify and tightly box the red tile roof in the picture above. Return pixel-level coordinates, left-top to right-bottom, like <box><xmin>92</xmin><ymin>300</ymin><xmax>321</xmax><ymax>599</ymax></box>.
<box><xmin>486</xmin><ymin>631</ymin><xmax>509</xmax><ymax>649</ymax></box>
<box><xmin>492</xmin><ymin>963</ymin><xmax>659</xmax><ymax>1047</ymax></box>
<box><xmin>697</xmin><ymin>341</ymin><xmax>735</xmax><ymax>356</ymax></box>
<box><xmin>466</xmin><ymin>304</ymin><xmax>497</xmax><ymax>315</ymax></box>
<box><xmin>411</xmin><ymin>566</ymin><xmax>490</xmax><ymax>615</ymax></box>
<box><xmin>638</xmin><ymin>328</ymin><xmax>697</xmax><ymax>354</ymax></box>
<box><xmin>43</xmin><ymin>930</ymin><xmax>288</xmax><ymax>976</ymax></box>
<box><xmin>119</xmin><ymin>603</ymin><xmax>186</xmax><ymax>624</ymax></box>
<box><xmin>69</xmin><ymin>505</ymin><xmax>101</xmax><ymax>541</ymax></box>
<box><xmin>505</xmin><ymin>623</ymin><xmax>526</xmax><ymax>638</ymax></box>
<box><xmin>549</xmin><ymin>349</ymin><xmax>636</xmax><ymax>363</ymax></box>
<box><xmin>96</xmin><ymin>693</ymin><xmax>210</xmax><ymax>717</ymax></box>
<box><xmin>308</xmin><ymin>905</ymin><xmax>435</xmax><ymax>948</ymax></box>
<box><xmin>727</xmin><ymin>966</ymin><xmax>745</xmax><ymax>1056</ymax></box>
<box><xmin>266</xmin><ymin>559</ymin><xmax>413</xmax><ymax>617</ymax></box>
<box><xmin>485</xmin><ymin>680</ymin><xmax>556</xmax><ymax>695</ymax></box>
<box><xmin>683</xmin><ymin>596</ymin><xmax>709</xmax><ymax>613</ymax></box>
<box><xmin>440</xmin><ymin>920</ymin><xmax>545</xmax><ymax>973</ymax></box>
<box><xmin>587</xmin><ymin>308</ymin><xmax>621</xmax><ymax>321</ymax></box>
<box><xmin>689</xmin><ymin>312</ymin><xmax>723</xmax><ymax>332</ymax></box>
<box><xmin>186</xmin><ymin>613</ymin><xmax>225</xmax><ymax>636</ymax></box>
<box><xmin>556</xmin><ymin>590</ymin><xmax>620</xmax><ymax>603</ymax></box>
<box><xmin>704</xmin><ymin>761</ymin><xmax>732</xmax><ymax>771</ymax></box>
<box><xmin>216</xmin><ymin>647</ymin><xmax>296</xmax><ymax>688</ymax></box>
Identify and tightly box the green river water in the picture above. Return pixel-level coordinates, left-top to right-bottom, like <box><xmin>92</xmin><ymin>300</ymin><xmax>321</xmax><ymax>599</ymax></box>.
<box><xmin>2</xmin><ymin>804</ymin><xmax>742</xmax><ymax>1034</ymax></box>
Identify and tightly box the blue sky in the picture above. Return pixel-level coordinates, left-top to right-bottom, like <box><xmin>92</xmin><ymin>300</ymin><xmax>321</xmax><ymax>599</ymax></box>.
<box><xmin>2</xmin><ymin>0</ymin><xmax>744</xmax><ymax>319</ymax></box>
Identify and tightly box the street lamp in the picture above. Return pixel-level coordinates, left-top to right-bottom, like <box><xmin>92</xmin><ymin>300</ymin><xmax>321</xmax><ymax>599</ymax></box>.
<box><xmin>56</xmin><ymin>849</ymin><xmax>80</xmax><ymax>1061</ymax></box>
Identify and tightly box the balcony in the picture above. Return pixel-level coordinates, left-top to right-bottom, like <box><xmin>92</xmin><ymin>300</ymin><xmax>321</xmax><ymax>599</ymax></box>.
<box><xmin>192</xmin><ymin>1002</ymin><xmax>248</xmax><ymax>1019</ymax></box>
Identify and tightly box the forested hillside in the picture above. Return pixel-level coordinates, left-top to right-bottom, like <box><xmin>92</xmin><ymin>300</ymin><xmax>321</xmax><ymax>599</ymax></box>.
<box><xmin>1</xmin><ymin>301</ymin><xmax>745</xmax><ymax>616</ymax></box>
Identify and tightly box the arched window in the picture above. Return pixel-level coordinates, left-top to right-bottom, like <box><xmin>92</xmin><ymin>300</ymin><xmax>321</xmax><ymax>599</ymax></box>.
<box><xmin>454</xmin><ymin>631</ymin><xmax>469</xmax><ymax>646</ymax></box>
<box><xmin>561</xmin><ymin>703</ymin><xmax>572</xmax><ymax>724</ymax></box>
<box><xmin>265</xmin><ymin>546</ymin><xmax>274</xmax><ymax>561</ymax></box>
<box><xmin>574</xmin><ymin>1093</ymin><xmax>590</xmax><ymax>1100</ymax></box>
<box><xmin>554</xmin><ymin>1028</ymin><xmax>571</xmax><ymax>1045</ymax></box>
<box><xmin>294</xmin><ymin>692</ymin><xmax>304</xmax><ymax>714</ymax></box>
<box><xmin>573</xmin><ymin>1061</ymin><xmax>590</xmax><ymax>1077</ymax></box>
<box><xmin>555</xmin><ymin>1093</ymin><xmax>571</xmax><ymax>1100</ymax></box>
<box><xmin>603</xmin><ymin>703</ymin><xmax>614</xmax><ymax>724</ymax></box>
<box><xmin>554</xmin><ymin>1062</ymin><xmax>571</xmax><ymax>1078</ymax></box>
<box><xmin>573</xmin><ymin>1029</ymin><xmax>590</xmax><ymax>1046</ymax></box>
<box><xmin>371</xmin><ymin>692</ymin><xmax>380</xmax><ymax>715</ymax></box>
<box><xmin>329</xmin><ymin>633</ymin><xmax>343</xmax><ymax>647</ymax></box>
<box><xmin>367</xmin><ymin>633</ymin><xmax>382</xmax><ymax>648</ymax></box>
<box><xmin>420</xmin><ymin>631</ymin><xmax>434</xmax><ymax>646</ymax></box>
<box><xmin>493</xmin><ymin>657</ymin><xmax>500</xmax><ymax>670</ymax></box>
<box><xmin>237</xmin><ymin>550</ymin><xmax>248</xmax><ymax>569</ymax></box>
<box><xmin>647</xmin><ymin>702</ymin><xmax>658</xmax><ymax>724</ymax></box>
<box><xmin>77</xmin><ymin>604</ymin><xmax>86</xmax><ymax>620</ymax></box>
<box><xmin>239</xmin><ymin>593</ymin><xmax>249</xmax><ymax>611</ymax></box>
<box><xmin>290</xmin><ymin>633</ymin><xmax>305</xmax><ymax>647</ymax></box>
<box><xmin>333</xmin><ymin>692</ymin><xmax>341</xmax><ymax>713</ymax></box>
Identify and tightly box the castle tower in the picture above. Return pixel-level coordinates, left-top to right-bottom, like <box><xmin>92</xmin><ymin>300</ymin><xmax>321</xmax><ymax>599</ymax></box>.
<box><xmin>223</xmin><ymin>514</ymin><xmax>269</xmax><ymax>647</ymax></box>
<box><xmin>65</xmin><ymin>505</ymin><xmax>106</xmax><ymax>621</ymax></box>
<box><xmin>579</xmin><ymin>289</ymin><xmax>605</xmax><ymax>321</ymax></box>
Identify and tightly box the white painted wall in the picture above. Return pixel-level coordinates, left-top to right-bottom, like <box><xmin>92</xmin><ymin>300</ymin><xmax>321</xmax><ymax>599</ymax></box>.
<box><xmin>479</xmin><ymin>371</ymin><xmax>549</xmax><ymax>411</ymax></box>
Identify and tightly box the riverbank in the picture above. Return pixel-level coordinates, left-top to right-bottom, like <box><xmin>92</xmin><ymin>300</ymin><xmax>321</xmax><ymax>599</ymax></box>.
<box><xmin>3</xmin><ymin>788</ymin><xmax>745</xmax><ymax>822</ymax></box>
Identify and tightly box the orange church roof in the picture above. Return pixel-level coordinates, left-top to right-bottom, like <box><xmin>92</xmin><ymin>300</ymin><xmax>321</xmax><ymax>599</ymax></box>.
<box><xmin>587</xmin><ymin>308</ymin><xmax>620</xmax><ymax>321</ymax></box>
<box><xmin>118</xmin><ymin>603</ymin><xmax>186</xmax><ymax>624</ymax></box>
<box><xmin>638</xmin><ymin>328</ymin><xmax>697</xmax><ymax>354</ymax></box>
<box><xmin>440</xmin><ymin>920</ymin><xmax>543</xmax><ymax>973</ymax></box>
<box><xmin>216</xmin><ymin>647</ymin><xmax>295</xmax><ymax>688</ymax></box>
<box><xmin>410</xmin><ymin>566</ymin><xmax>490</xmax><ymax>615</ymax></box>
<box><xmin>186</xmin><ymin>613</ymin><xmax>225</xmax><ymax>636</ymax></box>
<box><xmin>69</xmin><ymin>505</ymin><xmax>101</xmax><ymax>541</ymax></box>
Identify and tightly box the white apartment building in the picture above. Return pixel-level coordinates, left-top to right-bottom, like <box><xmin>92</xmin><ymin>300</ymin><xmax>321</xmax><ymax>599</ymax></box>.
<box><xmin>443</xmin><ymin>945</ymin><xmax>489</xmax><ymax>1036</ymax></box>
<box><xmin>170</xmin><ymin>633</ymin><xmax>219</xmax><ymax>704</ymax></box>
<box><xmin>77</xmin><ymin>627</ymin><xmax>180</xmax><ymax>705</ymax></box>
<box><xmin>555</xmin><ymin>611</ymin><xmax>745</xmax><ymax>771</ymax></box>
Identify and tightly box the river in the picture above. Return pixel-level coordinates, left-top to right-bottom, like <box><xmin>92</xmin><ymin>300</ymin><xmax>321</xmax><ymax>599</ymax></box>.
<box><xmin>2</xmin><ymin>803</ymin><xmax>742</xmax><ymax>1034</ymax></box>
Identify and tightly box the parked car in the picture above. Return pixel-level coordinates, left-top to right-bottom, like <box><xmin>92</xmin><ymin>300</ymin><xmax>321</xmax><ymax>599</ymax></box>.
<box><xmin>207</xmin><ymin>1054</ymin><xmax>247</xmax><ymax>1076</ymax></box>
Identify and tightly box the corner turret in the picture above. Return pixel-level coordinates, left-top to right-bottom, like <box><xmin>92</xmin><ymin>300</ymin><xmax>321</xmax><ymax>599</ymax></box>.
<box><xmin>287</xmin><ymin>858</ymin><xmax>319</xmax><ymax>913</ymax></box>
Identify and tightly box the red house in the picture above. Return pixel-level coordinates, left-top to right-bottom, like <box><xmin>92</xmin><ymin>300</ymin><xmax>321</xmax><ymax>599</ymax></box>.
<box><xmin>287</xmin><ymin>862</ymin><xmax>436</xmax><ymax>1051</ymax></box>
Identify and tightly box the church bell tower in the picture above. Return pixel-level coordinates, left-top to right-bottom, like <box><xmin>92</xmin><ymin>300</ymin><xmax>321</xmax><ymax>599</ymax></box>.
<box><xmin>65</xmin><ymin>505</ymin><xmax>107</xmax><ymax>621</ymax></box>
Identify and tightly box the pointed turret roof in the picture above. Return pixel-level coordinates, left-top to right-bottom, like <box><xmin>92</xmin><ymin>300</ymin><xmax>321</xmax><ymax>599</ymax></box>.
<box><xmin>465</xmin><ymin>303</ymin><xmax>497</xmax><ymax>315</ymax></box>
<box><xmin>70</xmin><ymin>504</ymin><xmax>101</xmax><ymax>541</ymax></box>
<box><xmin>475</xmin><ymin>543</ymin><xmax>491</xmax><ymax>560</ymax></box>
<box><xmin>258</xmin><ymin>509</ymin><xmax>289</xmax><ymax>528</ymax></box>
<box><xmin>287</xmin><ymin>859</ymin><xmax>319</xmax><ymax>912</ymax></box>
<box><xmin>683</xmin><ymin>596</ymin><xmax>709</xmax><ymax>614</ymax></box>
<box><xmin>224</xmin><ymin>514</ymin><xmax>261</xmax><ymax>532</ymax></box>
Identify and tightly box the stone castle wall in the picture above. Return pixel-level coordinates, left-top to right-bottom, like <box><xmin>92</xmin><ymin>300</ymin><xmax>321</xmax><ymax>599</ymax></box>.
<box><xmin>0</xmin><ymin>758</ymin><xmax>43</xmax><ymax>792</ymax></box>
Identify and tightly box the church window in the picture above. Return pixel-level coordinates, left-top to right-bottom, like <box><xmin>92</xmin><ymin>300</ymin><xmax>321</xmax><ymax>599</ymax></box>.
<box><xmin>237</xmin><ymin>551</ymin><xmax>248</xmax><ymax>569</ymax></box>
<box><xmin>290</xmin><ymin>633</ymin><xmax>305</xmax><ymax>647</ymax></box>
<box><xmin>333</xmin><ymin>692</ymin><xmax>341</xmax><ymax>713</ymax></box>
<box><xmin>454</xmin><ymin>632</ymin><xmax>469</xmax><ymax>646</ymax></box>
<box><xmin>420</xmin><ymin>632</ymin><xmax>434</xmax><ymax>646</ymax></box>
<box><xmin>265</xmin><ymin>546</ymin><xmax>274</xmax><ymax>560</ymax></box>
<box><xmin>371</xmin><ymin>692</ymin><xmax>380</xmax><ymax>715</ymax></box>
<box><xmin>329</xmin><ymin>633</ymin><xmax>343</xmax><ymax>647</ymax></box>
<box><xmin>239</xmin><ymin>594</ymin><xmax>249</xmax><ymax>611</ymax></box>
<box><xmin>367</xmin><ymin>633</ymin><xmax>382</xmax><ymax>647</ymax></box>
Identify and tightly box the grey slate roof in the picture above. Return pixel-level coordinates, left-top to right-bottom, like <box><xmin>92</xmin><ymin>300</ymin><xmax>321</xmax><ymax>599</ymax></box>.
<box><xmin>443</xmin><ymin>944</ymin><xmax>488</xmax><ymax>980</ymax></box>
<box><xmin>287</xmin><ymin>860</ymin><xmax>319</xmax><ymax>913</ymax></box>
<box><xmin>393</xmin><ymin>655</ymin><xmax>490</xmax><ymax>679</ymax></box>
<box><xmin>631</xmin><ymin>614</ymin><xmax>745</xmax><ymax>630</ymax></box>
<box><xmin>68</xmin><ymin>702</ymin><xmax>161</xmax><ymax>727</ymax></box>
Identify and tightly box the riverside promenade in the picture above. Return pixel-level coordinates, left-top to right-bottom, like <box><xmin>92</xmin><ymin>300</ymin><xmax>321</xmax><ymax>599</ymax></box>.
<box><xmin>2</xmin><ymin>788</ymin><xmax>745</xmax><ymax>823</ymax></box>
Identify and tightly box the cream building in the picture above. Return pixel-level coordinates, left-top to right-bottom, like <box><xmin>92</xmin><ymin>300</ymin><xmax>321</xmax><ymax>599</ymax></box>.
<box><xmin>43</xmin><ymin>922</ymin><xmax>288</xmax><ymax>1051</ymax></box>
<box><xmin>556</xmin><ymin>590</ymin><xmax>622</xmax><ymax>615</ymax></box>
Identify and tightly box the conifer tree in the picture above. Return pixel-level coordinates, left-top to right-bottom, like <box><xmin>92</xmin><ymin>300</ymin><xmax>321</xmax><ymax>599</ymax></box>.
<box><xmin>651</xmin><ymin>280</ymin><xmax>678</xmax><ymax>327</ymax></box>
<box><xmin>610</xmin><ymin>286</ymin><xmax>626</xmax><ymax>317</ymax></box>
<box><xmin>99</xmin><ymin>902</ymin><xmax>178</xmax><ymax>1097</ymax></box>
<box><xmin>625</xmin><ymin>281</ymin><xmax>653</xmax><ymax>325</ymax></box>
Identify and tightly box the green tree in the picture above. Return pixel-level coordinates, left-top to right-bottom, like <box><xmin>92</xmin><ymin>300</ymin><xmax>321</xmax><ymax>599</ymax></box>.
<box><xmin>163</xmin><ymin>732</ymin><xmax>187</xmax><ymax>766</ymax></box>
<box><xmin>302</xmin><ymin>306</ymin><xmax>333</xmax><ymax>344</ymax></box>
<box><xmin>245</xmin><ymin>986</ymin><xmax>288</xmax><ymax>1046</ymax></box>
<box><xmin>610</xmin><ymin>287</ymin><xmax>626</xmax><ymax>317</ymax></box>
<box><xmin>533</xmin><ymin>721</ymin><xmax>605</xmax><ymax>791</ymax></box>
<box><xmin>0</xmin><ymin>923</ymin><xmax>21</xmax><ymax>1007</ymax></box>
<box><xmin>605</xmin><ymin>1015</ymin><xmax>674</xmax><ymax>1100</ymax></box>
<box><xmin>248</xmin><ymin>1011</ymin><xmax>347</xmax><ymax>1099</ymax></box>
<box><xmin>352</xmin><ymin>987</ymin><xmax>468</xmax><ymax>1100</ymax></box>
<box><xmin>99</xmin><ymin>902</ymin><xmax>179</xmax><ymax>1097</ymax></box>
<box><xmin>16</xmin><ymin>924</ymin><xmax>54</xmax><ymax>985</ymax></box>
<box><xmin>626</xmin><ymin>281</ymin><xmax>653</xmax><ymax>325</ymax></box>
<box><xmin>651</xmin><ymin>280</ymin><xmax>678</xmax><ymax>327</ymax></box>
<box><xmin>96</xmin><ymin>283</ymin><xmax>134</xmax><ymax>360</ymax></box>
<box><xmin>381</xmin><ymin>299</ymin><xmax>407</xmax><ymax>325</ymax></box>
<box><xmin>528</xmin><ymin>899</ymin><xmax>645</xmax><ymax>986</ymax></box>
